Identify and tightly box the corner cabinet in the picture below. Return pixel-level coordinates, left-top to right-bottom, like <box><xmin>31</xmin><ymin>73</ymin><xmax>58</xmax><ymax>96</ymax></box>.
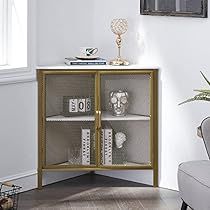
<box><xmin>37</xmin><ymin>67</ymin><xmax>158</xmax><ymax>189</ymax></box>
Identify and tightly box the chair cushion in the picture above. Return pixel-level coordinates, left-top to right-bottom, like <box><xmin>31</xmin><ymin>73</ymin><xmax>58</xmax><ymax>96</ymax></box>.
<box><xmin>178</xmin><ymin>160</ymin><xmax>210</xmax><ymax>210</ymax></box>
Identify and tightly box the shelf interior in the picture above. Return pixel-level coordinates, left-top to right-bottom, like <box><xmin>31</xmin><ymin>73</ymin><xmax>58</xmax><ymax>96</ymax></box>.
<box><xmin>46</xmin><ymin>112</ymin><xmax>150</xmax><ymax>122</ymax></box>
<box><xmin>45</xmin><ymin>120</ymin><xmax>150</xmax><ymax>166</ymax></box>
<box><xmin>44</xmin><ymin>73</ymin><xmax>151</xmax><ymax>168</ymax></box>
<box><xmin>100</xmin><ymin>74</ymin><xmax>150</xmax><ymax>116</ymax></box>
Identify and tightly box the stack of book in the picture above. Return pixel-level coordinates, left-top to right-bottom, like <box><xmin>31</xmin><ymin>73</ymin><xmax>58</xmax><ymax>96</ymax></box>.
<box><xmin>81</xmin><ymin>126</ymin><xmax>113</xmax><ymax>166</ymax></box>
<box><xmin>65</xmin><ymin>57</ymin><xmax>107</xmax><ymax>65</ymax></box>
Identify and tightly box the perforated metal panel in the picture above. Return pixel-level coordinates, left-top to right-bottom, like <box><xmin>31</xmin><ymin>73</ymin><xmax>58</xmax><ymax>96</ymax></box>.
<box><xmin>46</xmin><ymin>74</ymin><xmax>95</xmax><ymax>117</ymax></box>
<box><xmin>100</xmin><ymin>73</ymin><xmax>151</xmax><ymax>166</ymax></box>
<box><xmin>100</xmin><ymin>74</ymin><xmax>150</xmax><ymax>116</ymax></box>
<box><xmin>46</xmin><ymin>121</ymin><xmax>95</xmax><ymax>166</ymax></box>
<box><xmin>45</xmin><ymin>74</ymin><xmax>96</xmax><ymax>166</ymax></box>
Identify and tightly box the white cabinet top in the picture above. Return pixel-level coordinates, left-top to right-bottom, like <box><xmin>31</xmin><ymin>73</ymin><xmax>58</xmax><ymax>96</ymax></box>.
<box><xmin>36</xmin><ymin>64</ymin><xmax>159</xmax><ymax>70</ymax></box>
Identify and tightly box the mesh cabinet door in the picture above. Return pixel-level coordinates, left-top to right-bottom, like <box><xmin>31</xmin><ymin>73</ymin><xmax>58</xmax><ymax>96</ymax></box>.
<box><xmin>44</xmin><ymin>73</ymin><xmax>97</xmax><ymax>168</ymax></box>
<box><xmin>99</xmin><ymin>72</ymin><xmax>152</xmax><ymax>168</ymax></box>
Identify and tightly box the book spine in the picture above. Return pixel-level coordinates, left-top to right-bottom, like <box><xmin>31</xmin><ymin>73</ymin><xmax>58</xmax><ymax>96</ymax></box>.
<box><xmin>70</xmin><ymin>62</ymin><xmax>107</xmax><ymax>65</ymax></box>
<box><xmin>104</xmin><ymin>129</ymin><xmax>113</xmax><ymax>165</ymax></box>
<box><xmin>64</xmin><ymin>60</ymin><xmax>106</xmax><ymax>65</ymax></box>
<box><xmin>86</xmin><ymin>129</ymin><xmax>90</xmax><ymax>165</ymax></box>
<box><xmin>82</xmin><ymin>129</ymin><xmax>90</xmax><ymax>165</ymax></box>
<box><xmin>101</xmin><ymin>129</ymin><xmax>105</xmax><ymax>165</ymax></box>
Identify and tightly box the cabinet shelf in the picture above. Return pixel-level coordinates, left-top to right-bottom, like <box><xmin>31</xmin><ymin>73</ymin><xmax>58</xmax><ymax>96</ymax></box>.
<box><xmin>46</xmin><ymin>112</ymin><xmax>150</xmax><ymax>122</ymax></box>
<box><xmin>50</xmin><ymin>161</ymin><xmax>151</xmax><ymax>168</ymax></box>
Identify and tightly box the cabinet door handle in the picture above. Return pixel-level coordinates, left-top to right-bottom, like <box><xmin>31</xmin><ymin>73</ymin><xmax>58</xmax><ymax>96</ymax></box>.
<box><xmin>98</xmin><ymin>110</ymin><xmax>101</xmax><ymax>130</ymax></box>
<box><xmin>96</xmin><ymin>110</ymin><xmax>102</xmax><ymax>130</ymax></box>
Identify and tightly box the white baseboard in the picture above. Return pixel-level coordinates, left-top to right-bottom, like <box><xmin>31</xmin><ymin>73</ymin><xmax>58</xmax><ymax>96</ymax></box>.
<box><xmin>0</xmin><ymin>170</ymin><xmax>37</xmax><ymax>192</ymax></box>
<box><xmin>42</xmin><ymin>171</ymin><xmax>87</xmax><ymax>187</ymax></box>
<box><xmin>0</xmin><ymin>170</ymin><xmax>87</xmax><ymax>192</ymax></box>
<box><xmin>95</xmin><ymin>170</ymin><xmax>153</xmax><ymax>186</ymax></box>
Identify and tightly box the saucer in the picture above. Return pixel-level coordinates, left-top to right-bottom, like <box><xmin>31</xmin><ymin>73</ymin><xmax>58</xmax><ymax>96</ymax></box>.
<box><xmin>75</xmin><ymin>55</ymin><xmax>99</xmax><ymax>60</ymax></box>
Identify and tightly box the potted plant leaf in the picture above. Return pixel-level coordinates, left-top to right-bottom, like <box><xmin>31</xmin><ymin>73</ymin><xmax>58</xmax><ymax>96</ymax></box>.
<box><xmin>179</xmin><ymin>71</ymin><xmax>210</xmax><ymax>105</ymax></box>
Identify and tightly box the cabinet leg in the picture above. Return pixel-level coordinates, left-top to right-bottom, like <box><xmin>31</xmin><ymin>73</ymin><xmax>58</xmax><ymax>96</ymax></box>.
<box><xmin>38</xmin><ymin>169</ymin><xmax>42</xmax><ymax>189</ymax></box>
<box><xmin>153</xmin><ymin>168</ymin><xmax>158</xmax><ymax>187</ymax></box>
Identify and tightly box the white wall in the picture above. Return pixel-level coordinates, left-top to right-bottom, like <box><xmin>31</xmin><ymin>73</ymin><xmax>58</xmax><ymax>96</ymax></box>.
<box><xmin>37</xmin><ymin>0</ymin><xmax>95</xmax><ymax>65</ymax></box>
<box><xmin>0</xmin><ymin>81</ymin><xmax>37</xmax><ymax>186</ymax></box>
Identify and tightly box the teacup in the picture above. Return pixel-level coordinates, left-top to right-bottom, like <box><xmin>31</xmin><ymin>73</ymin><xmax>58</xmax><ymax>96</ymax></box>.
<box><xmin>80</xmin><ymin>47</ymin><xmax>98</xmax><ymax>57</ymax></box>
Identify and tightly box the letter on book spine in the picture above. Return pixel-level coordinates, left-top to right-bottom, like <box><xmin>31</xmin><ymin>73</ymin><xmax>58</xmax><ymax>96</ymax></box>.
<box><xmin>101</xmin><ymin>129</ymin><xmax>105</xmax><ymax>164</ymax></box>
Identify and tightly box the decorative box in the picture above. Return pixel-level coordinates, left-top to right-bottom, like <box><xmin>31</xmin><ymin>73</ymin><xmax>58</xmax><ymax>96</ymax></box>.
<box><xmin>63</xmin><ymin>96</ymin><xmax>93</xmax><ymax>117</ymax></box>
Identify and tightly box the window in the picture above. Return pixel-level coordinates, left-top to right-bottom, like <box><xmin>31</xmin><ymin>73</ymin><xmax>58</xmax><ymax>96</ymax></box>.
<box><xmin>0</xmin><ymin>0</ymin><xmax>36</xmax><ymax>84</ymax></box>
<box><xmin>0</xmin><ymin>0</ymin><xmax>8</xmax><ymax>65</ymax></box>
<box><xmin>0</xmin><ymin>0</ymin><xmax>27</xmax><ymax>68</ymax></box>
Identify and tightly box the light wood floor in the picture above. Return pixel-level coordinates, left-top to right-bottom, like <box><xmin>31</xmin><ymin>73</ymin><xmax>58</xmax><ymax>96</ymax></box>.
<box><xmin>18</xmin><ymin>174</ymin><xmax>182</xmax><ymax>210</ymax></box>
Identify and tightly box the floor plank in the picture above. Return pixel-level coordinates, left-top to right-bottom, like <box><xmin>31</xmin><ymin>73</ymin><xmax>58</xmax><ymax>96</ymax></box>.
<box><xmin>18</xmin><ymin>174</ymin><xmax>182</xmax><ymax>210</ymax></box>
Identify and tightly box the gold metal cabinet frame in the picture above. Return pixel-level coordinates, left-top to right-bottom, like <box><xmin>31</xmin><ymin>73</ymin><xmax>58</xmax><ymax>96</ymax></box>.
<box><xmin>37</xmin><ymin>69</ymin><xmax>158</xmax><ymax>189</ymax></box>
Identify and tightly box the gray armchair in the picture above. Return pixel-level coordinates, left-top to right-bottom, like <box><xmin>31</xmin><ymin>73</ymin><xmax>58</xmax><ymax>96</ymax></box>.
<box><xmin>178</xmin><ymin>117</ymin><xmax>210</xmax><ymax>210</ymax></box>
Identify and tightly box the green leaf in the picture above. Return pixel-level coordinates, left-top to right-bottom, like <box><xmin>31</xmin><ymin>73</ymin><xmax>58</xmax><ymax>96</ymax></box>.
<box><xmin>200</xmin><ymin>71</ymin><xmax>210</xmax><ymax>86</ymax></box>
<box><xmin>178</xmin><ymin>92</ymin><xmax>210</xmax><ymax>105</ymax></box>
<box><xmin>194</xmin><ymin>89</ymin><xmax>210</xmax><ymax>94</ymax></box>
<box><xmin>179</xmin><ymin>71</ymin><xmax>210</xmax><ymax>106</ymax></box>
<box><xmin>178</xmin><ymin>98</ymin><xmax>199</xmax><ymax>105</ymax></box>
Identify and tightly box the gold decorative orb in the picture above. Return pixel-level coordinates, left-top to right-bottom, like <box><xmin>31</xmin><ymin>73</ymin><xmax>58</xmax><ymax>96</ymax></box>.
<box><xmin>110</xmin><ymin>18</ymin><xmax>129</xmax><ymax>66</ymax></box>
<box><xmin>111</xmin><ymin>19</ymin><xmax>128</xmax><ymax>35</ymax></box>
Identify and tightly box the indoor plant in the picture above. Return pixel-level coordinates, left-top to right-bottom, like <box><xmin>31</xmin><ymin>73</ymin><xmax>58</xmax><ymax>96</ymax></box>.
<box><xmin>179</xmin><ymin>71</ymin><xmax>210</xmax><ymax>105</ymax></box>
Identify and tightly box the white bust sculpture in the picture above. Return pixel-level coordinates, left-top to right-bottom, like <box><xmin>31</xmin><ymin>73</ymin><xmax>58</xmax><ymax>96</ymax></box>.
<box><xmin>115</xmin><ymin>132</ymin><xmax>126</xmax><ymax>148</ymax></box>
